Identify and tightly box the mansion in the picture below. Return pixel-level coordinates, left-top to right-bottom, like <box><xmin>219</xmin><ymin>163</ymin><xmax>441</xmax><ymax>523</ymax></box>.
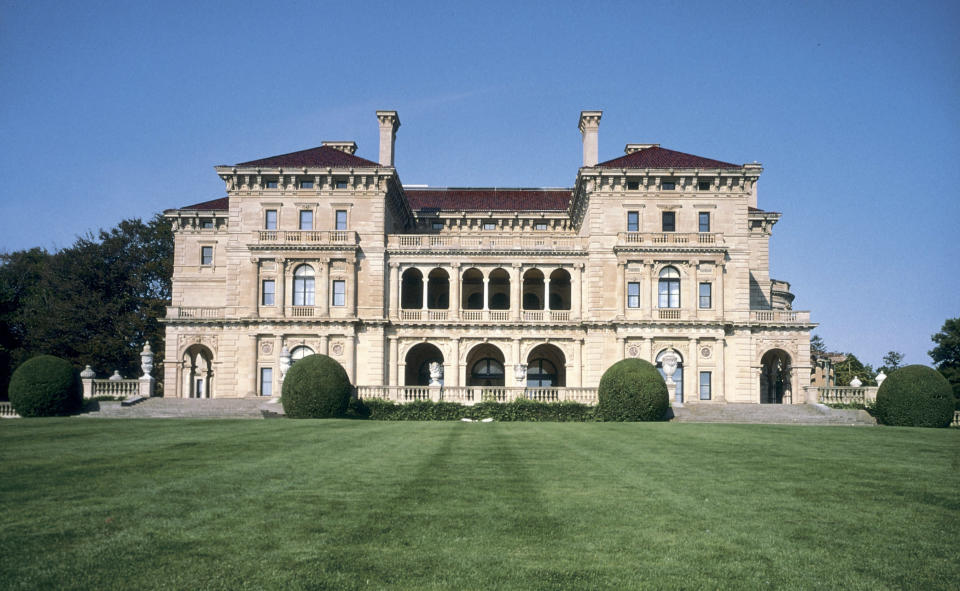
<box><xmin>162</xmin><ymin>110</ymin><xmax>814</xmax><ymax>405</ymax></box>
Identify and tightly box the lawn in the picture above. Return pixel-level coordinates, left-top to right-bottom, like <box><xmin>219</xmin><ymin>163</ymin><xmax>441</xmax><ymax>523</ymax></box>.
<box><xmin>0</xmin><ymin>420</ymin><xmax>957</xmax><ymax>590</ymax></box>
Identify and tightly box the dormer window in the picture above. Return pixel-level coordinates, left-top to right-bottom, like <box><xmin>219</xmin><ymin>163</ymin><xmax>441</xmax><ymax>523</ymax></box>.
<box><xmin>265</xmin><ymin>180</ymin><xmax>278</xmax><ymax>189</ymax></box>
<box><xmin>627</xmin><ymin>180</ymin><xmax>640</xmax><ymax>191</ymax></box>
<box><xmin>335</xmin><ymin>179</ymin><xmax>348</xmax><ymax>189</ymax></box>
<box><xmin>300</xmin><ymin>180</ymin><xmax>314</xmax><ymax>189</ymax></box>
<box><xmin>698</xmin><ymin>180</ymin><xmax>712</xmax><ymax>191</ymax></box>
<box><xmin>483</xmin><ymin>222</ymin><xmax>496</xmax><ymax>231</ymax></box>
<box><xmin>534</xmin><ymin>222</ymin><xmax>548</xmax><ymax>231</ymax></box>
<box><xmin>201</xmin><ymin>219</ymin><xmax>214</xmax><ymax>229</ymax></box>
<box><xmin>432</xmin><ymin>222</ymin><xmax>443</xmax><ymax>231</ymax></box>
<box><xmin>661</xmin><ymin>180</ymin><xmax>676</xmax><ymax>191</ymax></box>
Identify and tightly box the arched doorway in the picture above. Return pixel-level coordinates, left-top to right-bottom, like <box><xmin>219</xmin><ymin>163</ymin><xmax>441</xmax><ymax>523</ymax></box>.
<box><xmin>656</xmin><ymin>349</ymin><xmax>683</xmax><ymax>403</ymax></box>
<box><xmin>760</xmin><ymin>349</ymin><xmax>792</xmax><ymax>404</ymax></box>
<box><xmin>290</xmin><ymin>346</ymin><xmax>314</xmax><ymax>365</ymax></box>
<box><xmin>522</xmin><ymin>269</ymin><xmax>544</xmax><ymax>310</ymax></box>
<box><xmin>548</xmin><ymin>269</ymin><xmax>571</xmax><ymax>311</ymax></box>
<box><xmin>488</xmin><ymin>268</ymin><xmax>510</xmax><ymax>310</ymax></box>
<box><xmin>405</xmin><ymin>343</ymin><xmax>444</xmax><ymax>386</ymax></box>
<box><xmin>466</xmin><ymin>344</ymin><xmax>505</xmax><ymax>387</ymax></box>
<box><xmin>401</xmin><ymin>268</ymin><xmax>423</xmax><ymax>309</ymax></box>
<box><xmin>182</xmin><ymin>344</ymin><xmax>214</xmax><ymax>398</ymax></box>
<box><xmin>427</xmin><ymin>268</ymin><xmax>449</xmax><ymax>309</ymax></box>
<box><xmin>526</xmin><ymin>344</ymin><xmax>566</xmax><ymax>387</ymax></box>
<box><xmin>461</xmin><ymin>268</ymin><xmax>484</xmax><ymax>310</ymax></box>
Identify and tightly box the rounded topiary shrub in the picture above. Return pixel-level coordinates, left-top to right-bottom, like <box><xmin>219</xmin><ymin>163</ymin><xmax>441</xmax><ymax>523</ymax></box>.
<box><xmin>874</xmin><ymin>365</ymin><xmax>954</xmax><ymax>428</ymax></box>
<box><xmin>597</xmin><ymin>358</ymin><xmax>669</xmax><ymax>421</ymax></box>
<box><xmin>8</xmin><ymin>355</ymin><xmax>82</xmax><ymax>417</ymax></box>
<box><xmin>281</xmin><ymin>354</ymin><xmax>352</xmax><ymax>418</ymax></box>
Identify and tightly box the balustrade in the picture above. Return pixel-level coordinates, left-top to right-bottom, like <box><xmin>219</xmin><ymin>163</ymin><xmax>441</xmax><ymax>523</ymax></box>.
<box><xmin>0</xmin><ymin>401</ymin><xmax>18</xmax><ymax>418</ymax></box>
<box><xmin>751</xmin><ymin>310</ymin><xmax>810</xmax><ymax>323</ymax></box>
<box><xmin>255</xmin><ymin>230</ymin><xmax>357</xmax><ymax>245</ymax></box>
<box><xmin>388</xmin><ymin>234</ymin><xmax>583</xmax><ymax>251</ymax></box>
<box><xmin>90</xmin><ymin>379</ymin><xmax>140</xmax><ymax>398</ymax></box>
<box><xmin>171</xmin><ymin>307</ymin><xmax>223</xmax><ymax>319</ymax></box>
<box><xmin>618</xmin><ymin>232</ymin><xmax>721</xmax><ymax>247</ymax></box>
<box><xmin>355</xmin><ymin>386</ymin><xmax>599</xmax><ymax>405</ymax></box>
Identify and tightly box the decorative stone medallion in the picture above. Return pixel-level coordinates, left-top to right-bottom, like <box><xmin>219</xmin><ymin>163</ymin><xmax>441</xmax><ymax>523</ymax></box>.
<box><xmin>700</xmin><ymin>346</ymin><xmax>711</xmax><ymax>359</ymax></box>
<box><xmin>261</xmin><ymin>342</ymin><xmax>273</xmax><ymax>355</ymax></box>
<box><xmin>331</xmin><ymin>342</ymin><xmax>344</xmax><ymax>356</ymax></box>
<box><xmin>627</xmin><ymin>345</ymin><xmax>640</xmax><ymax>358</ymax></box>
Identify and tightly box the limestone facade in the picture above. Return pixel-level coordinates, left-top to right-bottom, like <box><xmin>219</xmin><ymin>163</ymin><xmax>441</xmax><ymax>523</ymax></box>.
<box><xmin>162</xmin><ymin>110</ymin><xmax>815</xmax><ymax>404</ymax></box>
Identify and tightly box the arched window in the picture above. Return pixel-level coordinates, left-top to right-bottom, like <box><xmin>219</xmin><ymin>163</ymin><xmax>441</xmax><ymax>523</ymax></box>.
<box><xmin>471</xmin><ymin>358</ymin><xmax>504</xmax><ymax>385</ymax></box>
<box><xmin>658</xmin><ymin>266</ymin><xmax>680</xmax><ymax>308</ymax></box>
<box><xmin>527</xmin><ymin>359</ymin><xmax>557</xmax><ymax>387</ymax></box>
<box><xmin>293</xmin><ymin>265</ymin><xmax>315</xmax><ymax>306</ymax></box>
<box><xmin>290</xmin><ymin>346</ymin><xmax>314</xmax><ymax>362</ymax></box>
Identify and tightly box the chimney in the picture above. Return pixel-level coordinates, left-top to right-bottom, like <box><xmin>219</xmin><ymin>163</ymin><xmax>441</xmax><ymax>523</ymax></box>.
<box><xmin>376</xmin><ymin>110</ymin><xmax>401</xmax><ymax>167</ymax></box>
<box><xmin>578</xmin><ymin>110</ymin><xmax>602</xmax><ymax>167</ymax></box>
<box><xmin>322</xmin><ymin>141</ymin><xmax>358</xmax><ymax>155</ymax></box>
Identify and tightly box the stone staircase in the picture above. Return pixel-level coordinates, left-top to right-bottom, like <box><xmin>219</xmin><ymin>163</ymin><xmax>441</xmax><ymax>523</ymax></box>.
<box><xmin>80</xmin><ymin>397</ymin><xmax>283</xmax><ymax>419</ymax></box>
<box><xmin>670</xmin><ymin>403</ymin><xmax>875</xmax><ymax>426</ymax></box>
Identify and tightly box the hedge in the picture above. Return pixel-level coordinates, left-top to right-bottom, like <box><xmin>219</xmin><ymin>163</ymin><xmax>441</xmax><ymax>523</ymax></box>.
<box><xmin>357</xmin><ymin>398</ymin><xmax>596</xmax><ymax>421</ymax></box>
<box><xmin>8</xmin><ymin>355</ymin><xmax>82</xmax><ymax>417</ymax></box>
<box><xmin>874</xmin><ymin>365</ymin><xmax>954</xmax><ymax>428</ymax></box>
<box><xmin>596</xmin><ymin>358</ymin><xmax>669</xmax><ymax>421</ymax></box>
<box><xmin>281</xmin><ymin>354</ymin><xmax>352</xmax><ymax>418</ymax></box>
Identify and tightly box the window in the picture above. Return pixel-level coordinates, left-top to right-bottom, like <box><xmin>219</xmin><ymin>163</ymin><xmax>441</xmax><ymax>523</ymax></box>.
<box><xmin>260</xmin><ymin>368</ymin><xmax>273</xmax><ymax>396</ymax></box>
<box><xmin>627</xmin><ymin>211</ymin><xmax>639</xmax><ymax>232</ymax></box>
<box><xmin>698</xmin><ymin>180</ymin><xmax>711</xmax><ymax>191</ymax></box>
<box><xmin>290</xmin><ymin>346</ymin><xmax>314</xmax><ymax>362</ymax></box>
<box><xmin>534</xmin><ymin>222</ymin><xmax>548</xmax><ymax>230</ymax></box>
<box><xmin>262</xmin><ymin>280</ymin><xmax>275</xmax><ymax>306</ymax></box>
<box><xmin>662</xmin><ymin>211</ymin><xmax>676</xmax><ymax>232</ymax></box>
<box><xmin>699</xmin><ymin>371</ymin><xmax>712</xmax><ymax>400</ymax></box>
<box><xmin>662</xmin><ymin>180</ymin><xmax>676</xmax><ymax>190</ymax></box>
<box><xmin>527</xmin><ymin>359</ymin><xmax>557</xmax><ymax>387</ymax></box>
<box><xmin>293</xmin><ymin>265</ymin><xmax>315</xmax><ymax>306</ymax></box>
<box><xmin>265</xmin><ymin>180</ymin><xmax>278</xmax><ymax>189</ymax></box>
<box><xmin>332</xmin><ymin>280</ymin><xmax>346</xmax><ymax>307</ymax></box>
<box><xmin>299</xmin><ymin>210</ymin><xmax>313</xmax><ymax>230</ymax></box>
<box><xmin>201</xmin><ymin>219</ymin><xmax>214</xmax><ymax>229</ymax></box>
<box><xmin>299</xmin><ymin>180</ymin><xmax>314</xmax><ymax>189</ymax></box>
<box><xmin>658</xmin><ymin>266</ymin><xmax>680</xmax><ymax>308</ymax></box>
<box><xmin>200</xmin><ymin>246</ymin><xmax>213</xmax><ymax>265</ymax></box>
<box><xmin>699</xmin><ymin>282</ymin><xmax>712</xmax><ymax>309</ymax></box>
<box><xmin>627</xmin><ymin>282</ymin><xmax>640</xmax><ymax>308</ymax></box>
<box><xmin>483</xmin><ymin>222</ymin><xmax>496</xmax><ymax>230</ymax></box>
<box><xmin>265</xmin><ymin>210</ymin><xmax>277</xmax><ymax>230</ymax></box>
<box><xmin>335</xmin><ymin>179</ymin><xmax>348</xmax><ymax>189</ymax></box>
<box><xmin>432</xmin><ymin>222</ymin><xmax>444</xmax><ymax>230</ymax></box>
<box><xmin>627</xmin><ymin>180</ymin><xmax>639</xmax><ymax>191</ymax></box>
<box><xmin>335</xmin><ymin>210</ymin><xmax>348</xmax><ymax>230</ymax></box>
<box><xmin>699</xmin><ymin>212</ymin><xmax>711</xmax><ymax>233</ymax></box>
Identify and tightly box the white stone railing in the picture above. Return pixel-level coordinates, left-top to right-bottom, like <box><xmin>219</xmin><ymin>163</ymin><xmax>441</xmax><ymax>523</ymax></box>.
<box><xmin>618</xmin><ymin>232</ymin><xmax>721</xmax><ymax>246</ymax></box>
<box><xmin>169</xmin><ymin>307</ymin><xmax>223</xmax><ymax>319</ymax></box>
<box><xmin>0</xmin><ymin>401</ymin><xmax>19</xmax><ymax>418</ymax></box>
<box><xmin>817</xmin><ymin>386</ymin><xmax>879</xmax><ymax>405</ymax></box>
<box><xmin>356</xmin><ymin>386</ymin><xmax>599</xmax><ymax>405</ymax></box>
<box><xmin>954</xmin><ymin>411</ymin><xmax>960</xmax><ymax>428</ymax></box>
<box><xmin>255</xmin><ymin>230</ymin><xmax>357</xmax><ymax>245</ymax></box>
<box><xmin>398</xmin><ymin>309</ymin><xmax>572</xmax><ymax>322</ymax></box>
<box><xmin>750</xmin><ymin>310</ymin><xmax>811</xmax><ymax>323</ymax></box>
<box><xmin>388</xmin><ymin>234</ymin><xmax>583</xmax><ymax>251</ymax></box>
<box><xmin>658</xmin><ymin>309</ymin><xmax>681</xmax><ymax>320</ymax></box>
<box><xmin>89</xmin><ymin>379</ymin><xmax>140</xmax><ymax>398</ymax></box>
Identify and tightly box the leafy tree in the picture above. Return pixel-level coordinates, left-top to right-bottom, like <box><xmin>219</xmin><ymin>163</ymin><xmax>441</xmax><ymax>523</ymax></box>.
<box><xmin>833</xmin><ymin>353</ymin><xmax>876</xmax><ymax>387</ymax></box>
<box><xmin>929</xmin><ymin>317</ymin><xmax>960</xmax><ymax>406</ymax></box>
<box><xmin>810</xmin><ymin>334</ymin><xmax>827</xmax><ymax>356</ymax></box>
<box><xmin>879</xmin><ymin>351</ymin><xmax>905</xmax><ymax>374</ymax></box>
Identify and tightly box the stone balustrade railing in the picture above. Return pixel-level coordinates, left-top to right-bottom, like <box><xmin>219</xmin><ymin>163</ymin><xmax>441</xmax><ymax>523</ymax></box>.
<box><xmin>816</xmin><ymin>386</ymin><xmax>879</xmax><ymax>405</ymax></box>
<box><xmin>89</xmin><ymin>379</ymin><xmax>140</xmax><ymax>398</ymax></box>
<box><xmin>387</xmin><ymin>234</ymin><xmax>583</xmax><ymax>251</ymax></box>
<box><xmin>750</xmin><ymin>310</ymin><xmax>811</xmax><ymax>323</ymax></box>
<box><xmin>255</xmin><ymin>230</ymin><xmax>357</xmax><ymax>245</ymax></box>
<box><xmin>618</xmin><ymin>232</ymin><xmax>722</xmax><ymax>246</ymax></box>
<box><xmin>397</xmin><ymin>309</ymin><xmax>572</xmax><ymax>322</ymax></box>
<box><xmin>356</xmin><ymin>386</ymin><xmax>599</xmax><ymax>405</ymax></box>
<box><xmin>168</xmin><ymin>307</ymin><xmax>223</xmax><ymax>319</ymax></box>
<box><xmin>0</xmin><ymin>401</ymin><xmax>18</xmax><ymax>418</ymax></box>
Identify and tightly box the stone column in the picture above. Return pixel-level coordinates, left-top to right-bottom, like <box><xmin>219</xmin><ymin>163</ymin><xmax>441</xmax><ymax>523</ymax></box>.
<box><xmin>450</xmin><ymin>264</ymin><xmax>460</xmax><ymax>320</ymax></box>
<box><xmin>319</xmin><ymin>335</ymin><xmax>329</xmax><ymax>355</ymax></box>
<box><xmin>388</xmin><ymin>336</ymin><xmax>399</xmax><ymax>387</ymax></box>
<box><xmin>544</xmin><ymin>277</ymin><xmax>551</xmax><ymax>312</ymax></box>
<box><xmin>511</xmin><ymin>264</ymin><xmax>522</xmax><ymax>320</ymax></box>
<box><xmin>571</xmin><ymin>340</ymin><xmax>582</xmax><ymax>387</ymax></box>
<box><xmin>482</xmin><ymin>276</ymin><xmax>489</xmax><ymax>311</ymax></box>
<box><xmin>689</xmin><ymin>338</ymin><xmax>699</xmax><ymax>404</ymax></box>
<box><xmin>278</xmin><ymin>258</ymin><xmax>287</xmax><ymax>317</ymax></box>
<box><xmin>350</xmin><ymin>258</ymin><xmax>358</xmax><ymax>316</ymax></box>
<box><xmin>716</xmin><ymin>336</ymin><xmax>726</xmax><ymax>402</ymax></box>
<box><xmin>616</xmin><ymin>262</ymin><xmax>625</xmax><ymax>317</ymax></box>
<box><xmin>648</xmin><ymin>262</ymin><xmax>658</xmax><ymax>317</ymax></box>
<box><xmin>422</xmin><ymin>273</ymin><xmax>429</xmax><ymax>311</ymax></box>
<box><xmin>318</xmin><ymin>259</ymin><xmax>329</xmax><ymax>316</ymax></box>
<box><xmin>617</xmin><ymin>336</ymin><xmax>625</xmax><ymax>359</ymax></box>
<box><xmin>345</xmin><ymin>334</ymin><xmax>356</xmax><ymax>384</ymax></box>
<box><xmin>389</xmin><ymin>262</ymin><xmax>400</xmax><ymax>320</ymax></box>
<box><xmin>572</xmin><ymin>264</ymin><xmax>582</xmax><ymax>320</ymax></box>
<box><xmin>449</xmin><ymin>338</ymin><xmax>460</xmax><ymax>387</ymax></box>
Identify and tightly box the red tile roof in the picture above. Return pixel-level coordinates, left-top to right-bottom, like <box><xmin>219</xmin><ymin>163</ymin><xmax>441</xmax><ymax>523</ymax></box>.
<box><xmin>405</xmin><ymin>188</ymin><xmax>571</xmax><ymax>212</ymax></box>
<box><xmin>597</xmin><ymin>146</ymin><xmax>740</xmax><ymax>169</ymax></box>
<box><xmin>180</xmin><ymin>197</ymin><xmax>229</xmax><ymax>210</ymax></box>
<box><xmin>234</xmin><ymin>146</ymin><xmax>379</xmax><ymax>168</ymax></box>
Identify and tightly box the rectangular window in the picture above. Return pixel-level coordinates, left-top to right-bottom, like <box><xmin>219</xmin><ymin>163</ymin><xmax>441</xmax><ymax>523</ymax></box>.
<box><xmin>698</xmin><ymin>180</ymin><xmax>712</xmax><ymax>191</ymax></box>
<box><xmin>483</xmin><ymin>222</ymin><xmax>496</xmax><ymax>230</ymax></box>
<box><xmin>299</xmin><ymin>180</ymin><xmax>314</xmax><ymax>189</ymax></box>
<box><xmin>699</xmin><ymin>371</ymin><xmax>712</xmax><ymax>400</ymax></box>
<box><xmin>661</xmin><ymin>180</ymin><xmax>676</xmax><ymax>191</ymax></box>
<box><xmin>699</xmin><ymin>212</ymin><xmax>711</xmax><ymax>233</ymax></box>
<box><xmin>534</xmin><ymin>222</ymin><xmax>547</xmax><ymax>230</ymax></box>
<box><xmin>201</xmin><ymin>219</ymin><xmax>214</xmax><ymax>229</ymax></box>
<box><xmin>260</xmin><ymin>368</ymin><xmax>273</xmax><ymax>396</ymax></box>
<box><xmin>627</xmin><ymin>211</ymin><xmax>639</xmax><ymax>232</ymax></box>
<box><xmin>200</xmin><ymin>246</ymin><xmax>213</xmax><ymax>265</ymax></box>
<box><xmin>432</xmin><ymin>222</ymin><xmax>444</xmax><ymax>230</ymax></box>
<box><xmin>262</xmin><ymin>280</ymin><xmax>275</xmax><ymax>306</ymax></box>
<box><xmin>335</xmin><ymin>179</ymin><xmax>348</xmax><ymax>189</ymax></box>
<box><xmin>627</xmin><ymin>180</ymin><xmax>639</xmax><ymax>191</ymax></box>
<box><xmin>662</xmin><ymin>211</ymin><xmax>676</xmax><ymax>232</ymax></box>
<box><xmin>265</xmin><ymin>210</ymin><xmax>277</xmax><ymax>230</ymax></box>
<box><xmin>335</xmin><ymin>210</ymin><xmax>348</xmax><ymax>230</ymax></box>
<box><xmin>299</xmin><ymin>210</ymin><xmax>313</xmax><ymax>230</ymax></box>
<box><xmin>265</xmin><ymin>180</ymin><xmax>278</xmax><ymax>189</ymax></box>
<box><xmin>699</xmin><ymin>282</ymin><xmax>712</xmax><ymax>309</ymax></box>
<box><xmin>627</xmin><ymin>282</ymin><xmax>640</xmax><ymax>308</ymax></box>
<box><xmin>332</xmin><ymin>280</ymin><xmax>346</xmax><ymax>307</ymax></box>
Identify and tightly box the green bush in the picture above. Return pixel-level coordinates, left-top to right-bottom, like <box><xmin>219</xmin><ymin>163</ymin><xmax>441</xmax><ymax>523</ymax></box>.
<box><xmin>8</xmin><ymin>355</ymin><xmax>82</xmax><ymax>417</ymax></box>
<box><xmin>281</xmin><ymin>354</ymin><xmax>352</xmax><ymax>418</ymax></box>
<box><xmin>874</xmin><ymin>365</ymin><xmax>954</xmax><ymax>428</ymax></box>
<box><xmin>361</xmin><ymin>398</ymin><xmax>596</xmax><ymax>421</ymax></box>
<box><xmin>597</xmin><ymin>358</ymin><xmax>669</xmax><ymax>421</ymax></box>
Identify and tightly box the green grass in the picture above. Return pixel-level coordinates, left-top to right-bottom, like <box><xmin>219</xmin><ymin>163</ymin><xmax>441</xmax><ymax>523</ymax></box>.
<box><xmin>0</xmin><ymin>420</ymin><xmax>957</xmax><ymax>590</ymax></box>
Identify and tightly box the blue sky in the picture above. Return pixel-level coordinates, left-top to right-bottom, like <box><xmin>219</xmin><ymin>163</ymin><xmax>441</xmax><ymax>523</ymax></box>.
<box><xmin>1</xmin><ymin>0</ymin><xmax>957</xmax><ymax>368</ymax></box>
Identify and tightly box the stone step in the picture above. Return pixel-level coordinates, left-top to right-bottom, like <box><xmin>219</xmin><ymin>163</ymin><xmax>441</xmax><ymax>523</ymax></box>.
<box><xmin>80</xmin><ymin>398</ymin><xmax>280</xmax><ymax>419</ymax></box>
<box><xmin>671</xmin><ymin>403</ymin><xmax>875</xmax><ymax>425</ymax></box>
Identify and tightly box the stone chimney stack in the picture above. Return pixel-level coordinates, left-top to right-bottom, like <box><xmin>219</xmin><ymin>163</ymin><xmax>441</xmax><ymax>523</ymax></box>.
<box><xmin>376</xmin><ymin>110</ymin><xmax>401</xmax><ymax>167</ymax></box>
<box><xmin>578</xmin><ymin>110</ymin><xmax>602</xmax><ymax>167</ymax></box>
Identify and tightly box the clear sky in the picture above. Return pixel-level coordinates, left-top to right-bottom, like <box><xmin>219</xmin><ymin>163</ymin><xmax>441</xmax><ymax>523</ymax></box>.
<box><xmin>1</xmin><ymin>0</ymin><xmax>957</xmax><ymax>369</ymax></box>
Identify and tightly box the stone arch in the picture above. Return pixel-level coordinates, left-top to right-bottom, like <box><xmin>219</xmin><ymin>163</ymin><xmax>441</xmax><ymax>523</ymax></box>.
<box><xmin>760</xmin><ymin>348</ymin><xmax>792</xmax><ymax>404</ymax></box>
<box><xmin>404</xmin><ymin>343</ymin><xmax>444</xmax><ymax>386</ymax></box>
<box><xmin>465</xmin><ymin>343</ymin><xmax>505</xmax><ymax>387</ymax></box>
<box><xmin>427</xmin><ymin>268</ymin><xmax>449</xmax><ymax>310</ymax></box>
<box><xmin>401</xmin><ymin>268</ymin><xmax>423</xmax><ymax>309</ymax></box>
<box><xmin>522</xmin><ymin>268</ymin><xmax>545</xmax><ymax>310</ymax></box>
<box><xmin>488</xmin><ymin>267</ymin><xmax>510</xmax><ymax>310</ymax></box>
<box><xmin>461</xmin><ymin>267</ymin><xmax>484</xmax><ymax>310</ymax></box>
<box><xmin>526</xmin><ymin>343</ymin><xmax>566</xmax><ymax>387</ymax></box>
<box><xmin>548</xmin><ymin>268</ymin><xmax>571</xmax><ymax>311</ymax></box>
<box><xmin>182</xmin><ymin>344</ymin><xmax>214</xmax><ymax>398</ymax></box>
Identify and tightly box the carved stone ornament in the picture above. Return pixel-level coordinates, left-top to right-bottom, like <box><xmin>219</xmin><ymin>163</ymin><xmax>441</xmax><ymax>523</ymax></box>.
<box><xmin>279</xmin><ymin>347</ymin><xmax>291</xmax><ymax>377</ymax></box>
<box><xmin>140</xmin><ymin>342</ymin><xmax>154</xmax><ymax>377</ymax></box>
<box><xmin>850</xmin><ymin>376</ymin><xmax>863</xmax><ymax>388</ymax></box>
<box><xmin>660</xmin><ymin>348</ymin><xmax>679</xmax><ymax>385</ymax></box>
<box><xmin>876</xmin><ymin>371</ymin><xmax>887</xmax><ymax>387</ymax></box>
<box><xmin>261</xmin><ymin>342</ymin><xmax>274</xmax><ymax>355</ymax></box>
<box><xmin>700</xmin><ymin>347</ymin><xmax>712</xmax><ymax>359</ymax></box>
<box><xmin>514</xmin><ymin>363</ymin><xmax>528</xmax><ymax>384</ymax></box>
<box><xmin>627</xmin><ymin>345</ymin><xmax>640</xmax><ymax>358</ymax></box>
<box><xmin>428</xmin><ymin>362</ymin><xmax>443</xmax><ymax>386</ymax></box>
<box><xmin>331</xmin><ymin>342</ymin><xmax>344</xmax><ymax>356</ymax></box>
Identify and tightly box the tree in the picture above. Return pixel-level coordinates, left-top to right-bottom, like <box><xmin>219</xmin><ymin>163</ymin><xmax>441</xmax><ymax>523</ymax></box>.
<box><xmin>879</xmin><ymin>350</ymin><xmax>905</xmax><ymax>374</ymax></box>
<box><xmin>929</xmin><ymin>318</ymin><xmax>960</xmax><ymax>406</ymax></box>
<box><xmin>810</xmin><ymin>334</ymin><xmax>827</xmax><ymax>356</ymax></box>
<box><xmin>833</xmin><ymin>353</ymin><xmax>876</xmax><ymax>387</ymax></box>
